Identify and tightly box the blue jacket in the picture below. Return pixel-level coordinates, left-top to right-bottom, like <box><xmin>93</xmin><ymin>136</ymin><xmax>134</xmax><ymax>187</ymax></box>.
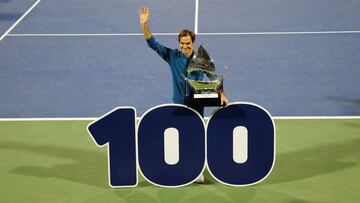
<box><xmin>146</xmin><ymin>36</ymin><xmax>203</xmax><ymax>104</ymax></box>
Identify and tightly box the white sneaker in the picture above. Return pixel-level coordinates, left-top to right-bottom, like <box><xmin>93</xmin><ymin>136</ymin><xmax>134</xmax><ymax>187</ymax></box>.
<box><xmin>195</xmin><ymin>174</ymin><xmax>204</xmax><ymax>183</ymax></box>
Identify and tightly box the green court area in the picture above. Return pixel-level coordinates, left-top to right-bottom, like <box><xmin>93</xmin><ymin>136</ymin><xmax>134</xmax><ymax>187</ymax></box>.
<box><xmin>0</xmin><ymin>119</ymin><xmax>359</xmax><ymax>202</ymax></box>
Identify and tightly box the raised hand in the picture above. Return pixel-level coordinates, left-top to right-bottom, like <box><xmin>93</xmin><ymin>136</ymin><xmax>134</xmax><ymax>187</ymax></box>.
<box><xmin>139</xmin><ymin>6</ymin><xmax>150</xmax><ymax>25</ymax></box>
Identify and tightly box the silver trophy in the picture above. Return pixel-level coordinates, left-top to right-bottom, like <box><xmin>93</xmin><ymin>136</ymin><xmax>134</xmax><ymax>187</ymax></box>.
<box><xmin>185</xmin><ymin>45</ymin><xmax>227</xmax><ymax>106</ymax></box>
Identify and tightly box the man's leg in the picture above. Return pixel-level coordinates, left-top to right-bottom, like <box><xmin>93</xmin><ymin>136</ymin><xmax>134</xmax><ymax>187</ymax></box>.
<box><xmin>187</xmin><ymin>103</ymin><xmax>204</xmax><ymax>117</ymax></box>
<box><xmin>186</xmin><ymin>103</ymin><xmax>205</xmax><ymax>183</ymax></box>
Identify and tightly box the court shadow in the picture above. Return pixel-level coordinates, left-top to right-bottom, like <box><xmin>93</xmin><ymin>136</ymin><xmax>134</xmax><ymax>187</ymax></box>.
<box><xmin>113</xmin><ymin>183</ymin><xmax>257</xmax><ymax>203</ymax></box>
<box><xmin>327</xmin><ymin>96</ymin><xmax>360</xmax><ymax>115</ymax></box>
<box><xmin>137</xmin><ymin>180</ymin><xmax>153</xmax><ymax>187</ymax></box>
<box><xmin>0</xmin><ymin>13</ymin><xmax>21</xmax><ymax>21</ymax></box>
<box><xmin>3</xmin><ymin>131</ymin><xmax>358</xmax><ymax>189</ymax></box>
<box><xmin>263</xmin><ymin>137</ymin><xmax>360</xmax><ymax>185</ymax></box>
<box><xmin>135</xmin><ymin>168</ymin><xmax>216</xmax><ymax>188</ymax></box>
<box><xmin>0</xmin><ymin>141</ymin><xmax>109</xmax><ymax>188</ymax></box>
<box><xmin>341</xmin><ymin>121</ymin><xmax>360</xmax><ymax>129</ymax></box>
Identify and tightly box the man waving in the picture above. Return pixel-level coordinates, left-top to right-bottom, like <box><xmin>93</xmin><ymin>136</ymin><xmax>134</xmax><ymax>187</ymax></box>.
<box><xmin>139</xmin><ymin>6</ymin><xmax>228</xmax><ymax>117</ymax></box>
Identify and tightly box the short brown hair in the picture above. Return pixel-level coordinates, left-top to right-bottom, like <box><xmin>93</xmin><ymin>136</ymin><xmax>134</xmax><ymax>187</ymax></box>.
<box><xmin>178</xmin><ymin>29</ymin><xmax>195</xmax><ymax>42</ymax></box>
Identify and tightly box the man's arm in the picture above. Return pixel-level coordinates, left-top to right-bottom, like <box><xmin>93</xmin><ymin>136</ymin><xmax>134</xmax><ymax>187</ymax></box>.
<box><xmin>139</xmin><ymin>6</ymin><xmax>152</xmax><ymax>39</ymax></box>
<box><xmin>139</xmin><ymin>6</ymin><xmax>171</xmax><ymax>61</ymax></box>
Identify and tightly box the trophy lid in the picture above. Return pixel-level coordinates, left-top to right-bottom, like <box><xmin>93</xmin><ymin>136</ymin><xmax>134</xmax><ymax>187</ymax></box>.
<box><xmin>187</xmin><ymin>45</ymin><xmax>216</xmax><ymax>75</ymax></box>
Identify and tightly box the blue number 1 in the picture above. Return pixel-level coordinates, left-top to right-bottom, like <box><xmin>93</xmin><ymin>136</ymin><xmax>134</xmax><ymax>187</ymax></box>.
<box><xmin>87</xmin><ymin>107</ymin><xmax>137</xmax><ymax>187</ymax></box>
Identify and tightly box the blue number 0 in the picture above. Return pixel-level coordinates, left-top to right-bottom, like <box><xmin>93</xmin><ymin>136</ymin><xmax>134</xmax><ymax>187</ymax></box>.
<box><xmin>138</xmin><ymin>104</ymin><xmax>205</xmax><ymax>187</ymax></box>
<box><xmin>207</xmin><ymin>102</ymin><xmax>275</xmax><ymax>186</ymax></box>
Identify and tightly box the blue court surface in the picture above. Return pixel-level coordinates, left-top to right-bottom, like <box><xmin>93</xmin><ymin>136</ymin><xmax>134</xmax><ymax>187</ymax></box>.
<box><xmin>1</xmin><ymin>0</ymin><xmax>360</xmax><ymax>117</ymax></box>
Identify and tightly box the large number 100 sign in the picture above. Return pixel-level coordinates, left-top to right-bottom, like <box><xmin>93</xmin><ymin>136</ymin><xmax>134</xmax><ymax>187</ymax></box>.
<box><xmin>87</xmin><ymin>102</ymin><xmax>275</xmax><ymax>188</ymax></box>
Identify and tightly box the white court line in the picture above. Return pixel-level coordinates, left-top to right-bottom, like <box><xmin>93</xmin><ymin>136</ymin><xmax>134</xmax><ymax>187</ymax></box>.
<box><xmin>7</xmin><ymin>30</ymin><xmax>360</xmax><ymax>37</ymax></box>
<box><xmin>0</xmin><ymin>116</ymin><xmax>359</xmax><ymax>121</ymax></box>
<box><xmin>272</xmin><ymin>116</ymin><xmax>360</xmax><ymax>120</ymax></box>
<box><xmin>199</xmin><ymin>31</ymin><xmax>360</xmax><ymax>35</ymax></box>
<box><xmin>194</xmin><ymin>0</ymin><xmax>199</xmax><ymax>34</ymax></box>
<box><xmin>0</xmin><ymin>118</ymin><xmax>97</xmax><ymax>121</ymax></box>
<box><xmin>0</xmin><ymin>0</ymin><xmax>42</xmax><ymax>42</ymax></box>
<box><xmin>6</xmin><ymin>33</ymin><xmax>177</xmax><ymax>37</ymax></box>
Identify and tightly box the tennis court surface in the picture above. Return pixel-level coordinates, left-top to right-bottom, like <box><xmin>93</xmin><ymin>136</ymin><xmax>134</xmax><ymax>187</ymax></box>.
<box><xmin>1</xmin><ymin>119</ymin><xmax>359</xmax><ymax>202</ymax></box>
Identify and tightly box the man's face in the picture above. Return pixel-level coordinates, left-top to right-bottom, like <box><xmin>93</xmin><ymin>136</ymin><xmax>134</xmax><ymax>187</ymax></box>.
<box><xmin>179</xmin><ymin>35</ymin><xmax>194</xmax><ymax>58</ymax></box>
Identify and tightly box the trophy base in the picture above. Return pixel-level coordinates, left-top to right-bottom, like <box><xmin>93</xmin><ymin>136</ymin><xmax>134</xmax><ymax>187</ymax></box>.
<box><xmin>187</xmin><ymin>93</ymin><xmax>224</xmax><ymax>107</ymax></box>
